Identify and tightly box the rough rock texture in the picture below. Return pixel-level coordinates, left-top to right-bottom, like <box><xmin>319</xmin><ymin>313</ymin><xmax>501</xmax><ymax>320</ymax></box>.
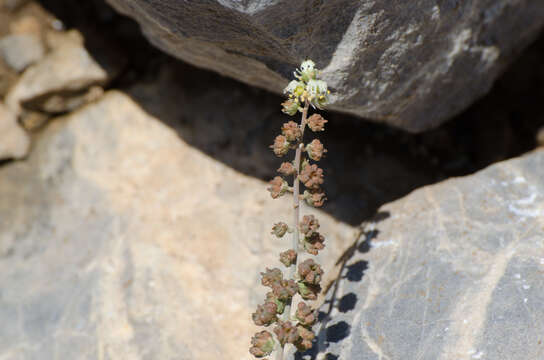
<box><xmin>0</xmin><ymin>102</ymin><xmax>29</xmax><ymax>159</ymax></box>
<box><xmin>0</xmin><ymin>33</ymin><xmax>44</xmax><ymax>72</ymax></box>
<box><xmin>306</xmin><ymin>150</ymin><xmax>544</xmax><ymax>360</ymax></box>
<box><xmin>5</xmin><ymin>43</ymin><xmax>107</xmax><ymax>114</ymax></box>
<box><xmin>104</xmin><ymin>0</ymin><xmax>544</xmax><ymax>131</ymax></box>
<box><xmin>0</xmin><ymin>91</ymin><xmax>354</xmax><ymax>359</ymax></box>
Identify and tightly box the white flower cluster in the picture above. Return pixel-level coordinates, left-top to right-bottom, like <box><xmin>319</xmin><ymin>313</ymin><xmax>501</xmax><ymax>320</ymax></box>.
<box><xmin>282</xmin><ymin>60</ymin><xmax>329</xmax><ymax>114</ymax></box>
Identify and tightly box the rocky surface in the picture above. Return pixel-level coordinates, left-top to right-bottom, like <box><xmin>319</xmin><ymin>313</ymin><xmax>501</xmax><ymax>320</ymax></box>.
<box><xmin>0</xmin><ymin>91</ymin><xmax>355</xmax><ymax>359</ymax></box>
<box><xmin>5</xmin><ymin>43</ymin><xmax>108</xmax><ymax>114</ymax></box>
<box><xmin>0</xmin><ymin>33</ymin><xmax>44</xmax><ymax>72</ymax></box>
<box><xmin>305</xmin><ymin>150</ymin><xmax>544</xmax><ymax>360</ymax></box>
<box><xmin>104</xmin><ymin>0</ymin><xmax>544</xmax><ymax>131</ymax></box>
<box><xmin>0</xmin><ymin>102</ymin><xmax>29</xmax><ymax>159</ymax></box>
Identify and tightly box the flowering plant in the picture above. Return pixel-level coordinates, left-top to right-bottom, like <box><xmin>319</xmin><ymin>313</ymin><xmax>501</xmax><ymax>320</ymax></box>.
<box><xmin>250</xmin><ymin>60</ymin><xmax>330</xmax><ymax>360</ymax></box>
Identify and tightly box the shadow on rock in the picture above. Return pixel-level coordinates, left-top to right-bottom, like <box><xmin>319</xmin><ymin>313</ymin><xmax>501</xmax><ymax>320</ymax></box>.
<box><xmin>294</xmin><ymin>211</ymin><xmax>387</xmax><ymax>359</ymax></box>
<box><xmin>38</xmin><ymin>0</ymin><xmax>544</xmax><ymax>227</ymax></box>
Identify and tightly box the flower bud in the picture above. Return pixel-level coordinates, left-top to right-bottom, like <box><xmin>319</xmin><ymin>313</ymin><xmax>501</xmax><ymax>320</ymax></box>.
<box><xmin>295</xmin><ymin>60</ymin><xmax>318</xmax><ymax>82</ymax></box>
<box><xmin>298</xmin><ymin>259</ymin><xmax>324</xmax><ymax>285</ymax></box>
<box><xmin>261</xmin><ymin>268</ymin><xmax>283</xmax><ymax>287</ymax></box>
<box><xmin>296</xmin><ymin>302</ymin><xmax>316</xmax><ymax>327</ymax></box>
<box><xmin>252</xmin><ymin>301</ymin><xmax>278</xmax><ymax>326</ymax></box>
<box><xmin>272</xmin><ymin>279</ymin><xmax>298</xmax><ymax>301</ymax></box>
<box><xmin>295</xmin><ymin>326</ymin><xmax>315</xmax><ymax>351</ymax></box>
<box><xmin>277</xmin><ymin>162</ymin><xmax>296</xmax><ymax>176</ymax></box>
<box><xmin>305</xmin><ymin>139</ymin><xmax>327</xmax><ymax>161</ymax></box>
<box><xmin>303</xmin><ymin>190</ymin><xmax>326</xmax><ymax>207</ymax></box>
<box><xmin>270</xmin><ymin>135</ymin><xmax>290</xmax><ymax>157</ymax></box>
<box><xmin>249</xmin><ymin>331</ymin><xmax>275</xmax><ymax>358</ymax></box>
<box><xmin>281</xmin><ymin>99</ymin><xmax>299</xmax><ymax>116</ymax></box>
<box><xmin>297</xmin><ymin>282</ymin><xmax>319</xmax><ymax>300</ymax></box>
<box><xmin>299</xmin><ymin>215</ymin><xmax>319</xmax><ymax>236</ymax></box>
<box><xmin>273</xmin><ymin>320</ymin><xmax>299</xmax><ymax>347</ymax></box>
<box><xmin>279</xmin><ymin>249</ymin><xmax>297</xmax><ymax>267</ymax></box>
<box><xmin>266</xmin><ymin>292</ymin><xmax>285</xmax><ymax>314</ymax></box>
<box><xmin>267</xmin><ymin>176</ymin><xmax>289</xmax><ymax>199</ymax></box>
<box><xmin>299</xmin><ymin>164</ymin><xmax>324</xmax><ymax>189</ymax></box>
<box><xmin>271</xmin><ymin>222</ymin><xmax>288</xmax><ymax>237</ymax></box>
<box><xmin>281</xmin><ymin>121</ymin><xmax>302</xmax><ymax>142</ymax></box>
<box><xmin>307</xmin><ymin>114</ymin><xmax>328</xmax><ymax>132</ymax></box>
<box><xmin>304</xmin><ymin>232</ymin><xmax>325</xmax><ymax>255</ymax></box>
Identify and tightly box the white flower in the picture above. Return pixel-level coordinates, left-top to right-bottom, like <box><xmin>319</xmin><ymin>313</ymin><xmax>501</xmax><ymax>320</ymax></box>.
<box><xmin>295</xmin><ymin>60</ymin><xmax>317</xmax><ymax>82</ymax></box>
<box><xmin>284</xmin><ymin>80</ymin><xmax>305</xmax><ymax>98</ymax></box>
<box><xmin>306</xmin><ymin>79</ymin><xmax>327</xmax><ymax>97</ymax></box>
<box><xmin>300</xmin><ymin>60</ymin><xmax>315</xmax><ymax>73</ymax></box>
<box><xmin>306</xmin><ymin>79</ymin><xmax>329</xmax><ymax>108</ymax></box>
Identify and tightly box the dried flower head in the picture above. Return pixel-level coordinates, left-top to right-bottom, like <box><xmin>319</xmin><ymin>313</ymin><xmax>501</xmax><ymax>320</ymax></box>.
<box><xmin>252</xmin><ymin>301</ymin><xmax>278</xmax><ymax>326</ymax></box>
<box><xmin>303</xmin><ymin>189</ymin><xmax>326</xmax><ymax>207</ymax></box>
<box><xmin>272</xmin><ymin>279</ymin><xmax>298</xmax><ymax>301</ymax></box>
<box><xmin>281</xmin><ymin>121</ymin><xmax>302</xmax><ymax>142</ymax></box>
<box><xmin>296</xmin><ymin>302</ymin><xmax>317</xmax><ymax>327</ymax></box>
<box><xmin>304</xmin><ymin>232</ymin><xmax>325</xmax><ymax>255</ymax></box>
<box><xmin>274</xmin><ymin>320</ymin><xmax>299</xmax><ymax>347</ymax></box>
<box><xmin>295</xmin><ymin>326</ymin><xmax>315</xmax><ymax>351</ymax></box>
<box><xmin>297</xmin><ymin>282</ymin><xmax>320</xmax><ymax>300</ymax></box>
<box><xmin>249</xmin><ymin>331</ymin><xmax>275</xmax><ymax>358</ymax></box>
<box><xmin>261</xmin><ymin>268</ymin><xmax>283</xmax><ymax>287</ymax></box>
<box><xmin>270</xmin><ymin>135</ymin><xmax>290</xmax><ymax>157</ymax></box>
<box><xmin>279</xmin><ymin>249</ymin><xmax>297</xmax><ymax>267</ymax></box>
<box><xmin>277</xmin><ymin>162</ymin><xmax>296</xmax><ymax>176</ymax></box>
<box><xmin>299</xmin><ymin>164</ymin><xmax>324</xmax><ymax>189</ymax></box>
<box><xmin>299</xmin><ymin>215</ymin><xmax>320</xmax><ymax>237</ymax></box>
<box><xmin>307</xmin><ymin>113</ymin><xmax>328</xmax><ymax>132</ymax></box>
<box><xmin>298</xmin><ymin>259</ymin><xmax>324</xmax><ymax>285</ymax></box>
<box><xmin>306</xmin><ymin>139</ymin><xmax>327</xmax><ymax>161</ymax></box>
<box><xmin>271</xmin><ymin>222</ymin><xmax>289</xmax><ymax>237</ymax></box>
<box><xmin>267</xmin><ymin>176</ymin><xmax>289</xmax><ymax>199</ymax></box>
<box><xmin>266</xmin><ymin>291</ymin><xmax>285</xmax><ymax>314</ymax></box>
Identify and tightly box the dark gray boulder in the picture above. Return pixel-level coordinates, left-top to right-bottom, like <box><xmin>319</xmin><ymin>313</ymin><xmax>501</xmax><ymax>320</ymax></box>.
<box><xmin>105</xmin><ymin>0</ymin><xmax>544</xmax><ymax>131</ymax></box>
<box><xmin>306</xmin><ymin>149</ymin><xmax>544</xmax><ymax>359</ymax></box>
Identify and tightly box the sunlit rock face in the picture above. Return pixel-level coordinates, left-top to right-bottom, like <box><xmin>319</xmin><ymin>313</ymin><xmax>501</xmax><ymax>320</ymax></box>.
<box><xmin>301</xmin><ymin>150</ymin><xmax>544</xmax><ymax>360</ymax></box>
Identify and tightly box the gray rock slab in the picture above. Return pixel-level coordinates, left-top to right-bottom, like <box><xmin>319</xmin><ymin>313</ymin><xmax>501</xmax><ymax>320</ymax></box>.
<box><xmin>305</xmin><ymin>150</ymin><xmax>544</xmax><ymax>360</ymax></box>
<box><xmin>0</xmin><ymin>91</ymin><xmax>355</xmax><ymax>359</ymax></box>
<box><xmin>105</xmin><ymin>0</ymin><xmax>544</xmax><ymax>131</ymax></box>
<box><xmin>0</xmin><ymin>34</ymin><xmax>44</xmax><ymax>72</ymax></box>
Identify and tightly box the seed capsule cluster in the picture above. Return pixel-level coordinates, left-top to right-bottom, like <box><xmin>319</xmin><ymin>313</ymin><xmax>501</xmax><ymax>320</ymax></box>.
<box><xmin>251</xmin><ymin>60</ymin><xmax>330</xmax><ymax>359</ymax></box>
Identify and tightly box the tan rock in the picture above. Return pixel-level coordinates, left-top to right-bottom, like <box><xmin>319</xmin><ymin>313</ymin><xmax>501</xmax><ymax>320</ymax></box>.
<box><xmin>0</xmin><ymin>91</ymin><xmax>354</xmax><ymax>359</ymax></box>
<box><xmin>9</xmin><ymin>15</ymin><xmax>41</xmax><ymax>36</ymax></box>
<box><xmin>5</xmin><ymin>43</ymin><xmax>108</xmax><ymax>114</ymax></box>
<box><xmin>0</xmin><ymin>102</ymin><xmax>29</xmax><ymax>159</ymax></box>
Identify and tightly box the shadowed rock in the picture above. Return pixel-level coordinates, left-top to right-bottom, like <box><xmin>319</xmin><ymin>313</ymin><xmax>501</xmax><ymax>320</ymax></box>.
<box><xmin>105</xmin><ymin>0</ymin><xmax>544</xmax><ymax>131</ymax></box>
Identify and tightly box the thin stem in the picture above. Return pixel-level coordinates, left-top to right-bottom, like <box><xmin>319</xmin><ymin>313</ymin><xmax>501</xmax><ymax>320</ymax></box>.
<box><xmin>276</xmin><ymin>99</ymin><xmax>310</xmax><ymax>360</ymax></box>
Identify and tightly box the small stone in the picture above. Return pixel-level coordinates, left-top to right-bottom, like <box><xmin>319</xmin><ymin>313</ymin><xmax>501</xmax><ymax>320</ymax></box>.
<box><xmin>0</xmin><ymin>103</ymin><xmax>30</xmax><ymax>160</ymax></box>
<box><xmin>45</xmin><ymin>29</ymin><xmax>84</xmax><ymax>51</ymax></box>
<box><xmin>5</xmin><ymin>44</ymin><xmax>107</xmax><ymax>114</ymax></box>
<box><xmin>0</xmin><ymin>34</ymin><xmax>45</xmax><ymax>72</ymax></box>
<box><xmin>19</xmin><ymin>110</ymin><xmax>49</xmax><ymax>131</ymax></box>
